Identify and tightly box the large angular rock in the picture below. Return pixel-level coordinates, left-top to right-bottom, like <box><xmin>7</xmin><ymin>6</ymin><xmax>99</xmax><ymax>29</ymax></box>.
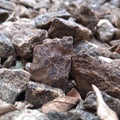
<box><xmin>83</xmin><ymin>91</ymin><xmax>120</xmax><ymax>117</ymax></box>
<box><xmin>25</xmin><ymin>81</ymin><xmax>64</xmax><ymax>107</ymax></box>
<box><xmin>26</xmin><ymin>36</ymin><xmax>73</xmax><ymax>90</ymax></box>
<box><xmin>11</xmin><ymin>29</ymin><xmax>48</xmax><ymax>58</ymax></box>
<box><xmin>34</xmin><ymin>10</ymin><xmax>71</xmax><ymax>29</ymax></box>
<box><xmin>0</xmin><ymin>33</ymin><xmax>15</xmax><ymax>58</ymax></box>
<box><xmin>0</xmin><ymin>68</ymin><xmax>30</xmax><ymax>103</ymax></box>
<box><xmin>72</xmin><ymin>54</ymin><xmax>120</xmax><ymax>99</ymax></box>
<box><xmin>48</xmin><ymin>18</ymin><xmax>92</xmax><ymax>43</ymax></box>
<box><xmin>95</xmin><ymin>19</ymin><xmax>116</xmax><ymax>42</ymax></box>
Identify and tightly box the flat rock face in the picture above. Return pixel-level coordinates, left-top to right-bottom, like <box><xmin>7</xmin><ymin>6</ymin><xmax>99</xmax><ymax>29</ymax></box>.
<box><xmin>83</xmin><ymin>91</ymin><xmax>120</xmax><ymax>117</ymax></box>
<box><xmin>72</xmin><ymin>54</ymin><xmax>120</xmax><ymax>99</ymax></box>
<box><xmin>26</xmin><ymin>36</ymin><xmax>73</xmax><ymax>90</ymax></box>
<box><xmin>11</xmin><ymin>29</ymin><xmax>48</xmax><ymax>58</ymax></box>
<box><xmin>0</xmin><ymin>33</ymin><xmax>15</xmax><ymax>58</ymax></box>
<box><xmin>25</xmin><ymin>81</ymin><xmax>65</xmax><ymax>107</ymax></box>
<box><xmin>48</xmin><ymin>18</ymin><xmax>92</xmax><ymax>43</ymax></box>
<box><xmin>0</xmin><ymin>68</ymin><xmax>30</xmax><ymax>103</ymax></box>
<box><xmin>35</xmin><ymin>10</ymin><xmax>71</xmax><ymax>29</ymax></box>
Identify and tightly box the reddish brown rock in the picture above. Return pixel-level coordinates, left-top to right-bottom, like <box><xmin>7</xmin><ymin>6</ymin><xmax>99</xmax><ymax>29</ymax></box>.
<box><xmin>26</xmin><ymin>36</ymin><xmax>73</xmax><ymax>90</ymax></box>
<box><xmin>11</xmin><ymin>29</ymin><xmax>48</xmax><ymax>58</ymax></box>
<box><xmin>48</xmin><ymin>18</ymin><xmax>92</xmax><ymax>43</ymax></box>
<box><xmin>72</xmin><ymin>54</ymin><xmax>120</xmax><ymax>99</ymax></box>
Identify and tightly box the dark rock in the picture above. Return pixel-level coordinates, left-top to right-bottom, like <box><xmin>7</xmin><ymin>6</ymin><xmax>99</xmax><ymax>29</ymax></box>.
<box><xmin>26</xmin><ymin>36</ymin><xmax>73</xmax><ymax>90</ymax></box>
<box><xmin>67</xmin><ymin>4</ymin><xmax>98</xmax><ymax>30</ymax></box>
<box><xmin>25</xmin><ymin>81</ymin><xmax>64</xmax><ymax>108</ymax></box>
<box><xmin>11</xmin><ymin>29</ymin><xmax>48</xmax><ymax>58</ymax></box>
<box><xmin>0</xmin><ymin>68</ymin><xmax>30</xmax><ymax>103</ymax></box>
<box><xmin>72</xmin><ymin>54</ymin><xmax>120</xmax><ymax>99</ymax></box>
<box><xmin>83</xmin><ymin>91</ymin><xmax>120</xmax><ymax>117</ymax></box>
<box><xmin>34</xmin><ymin>10</ymin><xmax>71</xmax><ymax>29</ymax></box>
<box><xmin>0</xmin><ymin>9</ymin><xmax>9</xmax><ymax>23</ymax></box>
<box><xmin>48</xmin><ymin>18</ymin><xmax>92</xmax><ymax>43</ymax></box>
<box><xmin>0</xmin><ymin>33</ymin><xmax>15</xmax><ymax>58</ymax></box>
<box><xmin>95</xmin><ymin>19</ymin><xmax>116</xmax><ymax>42</ymax></box>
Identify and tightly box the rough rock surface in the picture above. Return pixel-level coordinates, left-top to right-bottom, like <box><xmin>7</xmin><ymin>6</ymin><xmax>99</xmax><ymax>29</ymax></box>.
<box><xmin>0</xmin><ymin>33</ymin><xmax>15</xmax><ymax>58</ymax></box>
<box><xmin>35</xmin><ymin>10</ymin><xmax>71</xmax><ymax>29</ymax></box>
<box><xmin>11</xmin><ymin>29</ymin><xmax>48</xmax><ymax>58</ymax></box>
<box><xmin>48</xmin><ymin>18</ymin><xmax>92</xmax><ymax>43</ymax></box>
<box><xmin>26</xmin><ymin>36</ymin><xmax>73</xmax><ymax>90</ymax></box>
<box><xmin>25</xmin><ymin>81</ymin><xmax>64</xmax><ymax>107</ymax></box>
<box><xmin>0</xmin><ymin>68</ymin><xmax>30</xmax><ymax>103</ymax></box>
<box><xmin>72</xmin><ymin>54</ymin><xmax>120</xmax><ymax>99</ymax></box>
<box><xmin>83</xmin><ymin>91</ymin><xmax>120</xmax><ymax>117</ymax></box>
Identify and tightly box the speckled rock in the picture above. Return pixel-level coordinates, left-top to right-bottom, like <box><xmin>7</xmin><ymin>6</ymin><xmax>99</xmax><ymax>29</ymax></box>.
<box><xmin>0</xmin><ymin>68</ymin><xmax>30</xmax><ymax>103</ymax></box>
<box><xmin>26</xmin><ymin>36</ymin><xmax>73</xmax><ymax>90</ymax></box>
<box><xmin>11</xmin><ymin>29</ymin><xmax>48</xmax><ymax>58</ymax></box>
<box><xmin>25</xmin><ymin>81</ymin><xmax>64</xmax><ymax>108</ymax></box>
<box><xmin>83</xmin><ymin>91</ymin><xmax>120</xmax><ymax>118</ymax></box>
<box><xmin>48</xmin><ymin>18</ymin><xmax>92</xmax><ymax>43</ymax></box>
<box><xmin>35</xmin><ymin>10</ymin><xmax>71</xmax><ymax>29</ymax></box>
<box><xmin>0</xmin><ymin>33</ymin><xmax>15</xmax><ymax>58</ymax></box>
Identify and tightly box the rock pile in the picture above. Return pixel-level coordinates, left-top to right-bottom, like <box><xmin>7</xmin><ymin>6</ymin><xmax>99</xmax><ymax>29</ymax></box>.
<box><xmin>0</xmin><ymin>0</ymin><xmax>120</xmax><ymax>119</ymax></box>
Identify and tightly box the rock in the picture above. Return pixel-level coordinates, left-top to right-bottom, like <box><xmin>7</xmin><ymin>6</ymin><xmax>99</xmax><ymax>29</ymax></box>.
<box><xmin>48</xmin><ymin>18</ymin><xmax>92</xmax><ymax>43</ymax></box>
<box><xmin>0</xmin><ymin>109</ymin><xmax>49</xmax><ymax>120</ymax></box>
<box><xmin>26</xmin><ymin>36</ymin><xmax>73</xmax><ymax>90</ymax></box>
<box><xmin>2</xmin><ymin>18</ymin><xmax>36</xmax><ymax>38</ymax></box>
<box><xmin>0</xmin><ymin>9</ymin><xmax>9</xmax><ymax>23</ymax></box>
<box><xmin>0</xmin><ymin>108</ymin><xmax>99</xmax><ymax>120</ymax></box>
<box><xmin>83</xmin><ymin>91</ymin><xmax>120</xmax><ymax>117</ymax></box>
<box><xmin>0</xmin><ymin>33</ymin><xmax>15</xmax><ymax>58</ymax></box>
<box><xmin>11</xmin><ymin>29</ymin><xmax>48</xmax><ymax>58</ymax></box>
<box><xmin>67</xmin><ymin>4</ymin><xmax>98</xmax><ymax>30</ymax></box>
<box><xmin>0</xmin><ymin>0</ymin><xmax>16</xmax><ymax>11</ymax></box>
<box><xmin>72</xmin><ymin>54</ymin><xmax>120</xmax><ymax>99</ymax></box>
<box><xmin>95</xmin><ymin>19</ymin><xmax>116</xmax><ymax>42</ymax></box>
<box><xmin>0</xmin><ymin>68</ymin><xmax>30</xmax><ymax>103</ymax></box>
<box><xmin>25</xmin><ymin>81</ymin><xmax>64</xmax><ymax>108</ymax></box>
<box><xmin>34</xmin><ymin>10</ymin><xmax>71</xmax><ymax>29</ymax></box>
<box><xmin>18</xmin><ymin>0</ymin><xmax>36</xmax><ymax>8</ymax></box>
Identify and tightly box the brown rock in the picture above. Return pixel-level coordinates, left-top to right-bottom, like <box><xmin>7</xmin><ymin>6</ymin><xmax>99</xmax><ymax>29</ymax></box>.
<box><xmin>72</xmin><ymin>54</ymin><xmax>120</xmax><ymax>99</ymax></box>
<box><xmin>48</xmin><ymin>18</ymin><xmax>92</xmax><ymax>44</ymax></box>
<box><xmin>11</xmin><ymin>29</ymin><xmax>48</xmax><ymax>58</ymax></box>
<box><xmin>67</xmin><ymin>4</ymin><xmax>98</xmax><ymax>30</ymax></box>
<box><xmin>0</xmin><ymin>68</ymin><xmax>30</xmax><ymax>103</ymax></box>
<box><xmin>25</xmin><ymin>81</ymin><xmax>64</xmax><ymax>108</ymax></box>
<box><xmin>26</xmin><ymin>36</ymin><xmax>73</xmax><ymax>90</ymax></box>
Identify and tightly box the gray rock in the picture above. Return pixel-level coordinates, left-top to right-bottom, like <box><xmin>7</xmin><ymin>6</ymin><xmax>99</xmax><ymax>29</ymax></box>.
<box><xmin>48</xmin><ymin>18</ymin><xmax>92</xmax><ymax>43</ymax></box>
<box><xmin>25</xmin><ymin>81</ymin><xmax>64</xmax><ymax>108</ymax></box>
<box><xmin>26</xmin><ymin>36</ymin><xmax>73</xmax><ymax>90</ymax></box>
<box><xmin>0</xmin><ymin>33</ymin><xmax>15</xmax><ymax>58</ymax></box>
<box><xmin>0</xmin><ymin>68</ymin><xmax>30</xmax><ymax>103</ymax></box>
<box><xmin>11</xmin><ymin>29</ymin><xmax>48</xmax><ymax>58</ymax></box>
<box><xmin>95</xmin><ymin>19</ymin><xmax>116</xmax><ymax>42</ymax></box>
<box><xmin>83</xmin><ymin>91</ymin><xmax>120</xmax><ymax>117</ymax></box>
<box><xmin>34</xmin><ymin>10</ymin><xmax>71</xmax><ymax>29</ymax></box>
